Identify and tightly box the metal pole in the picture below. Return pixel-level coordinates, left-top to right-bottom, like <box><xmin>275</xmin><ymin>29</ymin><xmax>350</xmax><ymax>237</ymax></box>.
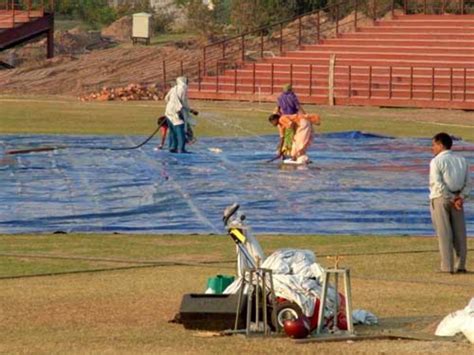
<box><xmin>368</xmin><ymin>65</ymin><xmax>372</xmax><ymax>98</ymax></box>
<box><xmin>317</xmin><ymin>11</ymin><xmax>320</xmax><ymax>42</ymax></box>
<box><xmin>355</xmin><ymin>0</ymin><xmax>359</xmax><ymax>29</ymax></box>
<box><xmin>163</xmin><ymin>60</ymin><xmax>167</xmax><ymax>90</ymax></box>
<box><xmin>463</xmin><ymin>68</ymin><xmax>467</xmax><ymax>101</ymax></box>
<box><xmin>271</xmin><ymin>63</ymin><xmax>274</xmax><ymax>95</ymax></box>
<box><xmin>198</xmin><ymin>61</ymin><xmax>201</xmax><ymax>91</ymax></box>
<box><xmin>348</xmin><ymin>65</ymin><xmax>352</xmax><ymax>98</ymax></box>
<box><xmin>389</xmin><ymin>66</ymin><xmax>393</xmax><ymax>99</ymax></box>
<box><xmin>279</xmin><ymin>23</ymin><xmax>283</xmax><ymax>54</ymax></box>
<box><xmin>216</xmin><ymin>61</ymin><xmax>219</xmax><ymax>93</ymax></box>
<box><xmin>450</xmin><ymin>67</ymin><xmax>453</xmax><ymax>101</ymax></box>
<box><xmin>431</xmin><ymin>67</ymin><xmax>435</xmax><ymax>100</ymax></box>
<box><xmin>253</xmin><ymin>62</ymin><xmax>256</xmax><ymax>94</ymax></box>
<box><xmin>234</xmin><ymin>65</ymin><xmax>237</xmax><ymax>93</ymax></box>
<box><xmin>202</xmin><ymin>47</ymin><xmax>207</xmax><ymax>77</ymax></box>
<box><xmin>298</xmin><ymin>17</ymin><xmax>302</xmax><ymax>47</ymax></box>
<box><xmin>290</xmin><ymin>63</ymin><xmax>293</xmax><ymax>87</ymax></box>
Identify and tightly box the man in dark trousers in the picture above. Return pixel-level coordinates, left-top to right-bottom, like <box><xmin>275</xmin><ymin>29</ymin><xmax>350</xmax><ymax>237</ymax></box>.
<box><xmin>429</xmin><ymin>132</ymin><xmax>471</xmax><ymax>273</ymax></box>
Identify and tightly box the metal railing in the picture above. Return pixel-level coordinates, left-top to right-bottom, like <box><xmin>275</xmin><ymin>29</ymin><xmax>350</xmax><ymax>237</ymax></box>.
<box><xmin>0</xmin><ymin>1</ymin><xmax>54</xmax><ymax>28</ymax></box>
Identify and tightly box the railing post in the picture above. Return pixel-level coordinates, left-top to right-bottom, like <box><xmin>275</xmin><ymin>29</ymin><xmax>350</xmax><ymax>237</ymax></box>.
<box><xmin>389</xmin><ymin>66</ymin><xmax>393</xmax><ymax>99</ymax></box>
<box><xmin>234</xmin><ymin>65</ymin><xmax>237</xmax><ymax>93</ymax></box>
<box><xmin>222</xmin><ymin>41</ymin><xmax>226</xmax><ymax>60</ymax></box>
<box><xmin>202</xmin><ymin>47</ymin><xmax>207</xmax><ymax>76</ymax></box>
<box><xmin>372</xmin><ymin>0</ymin><xmax>377</xmax><ymax>23</ymax></box>
<box><xmin>290</xmin><ymin>64</ymin><xmax>293</xmax><ymax>87</ymax></box>
<box><xmin>463</xmin><ymin>68</ymin><xmax>467</xmax><ymax>101</ymax></box>
<box><xmin>348</xmin><ymin>65</ymin><xmax>352</xmax><ymax>98</ymax></box>
<box><xmin>431</xmin><ymin>67</ymin><xmax>435</xmax><ymax>100</ymax></box>
<box><xmin>355</xmin><ymin>0</ymin><xmax>358</xmax><ymax>29</ymax></box>
<box><xmin>298</xmin><ymin>17</ymin><xmax>302</xmax><ymax>47</ymax></box>
<box><xmin>442</xmin><ymin>0</ymin><xmax>446</xmax><ymax>14</ymax></box>
<box><xmin>424</xmin><ymin>0</ymin><xmax>427</xmax><ymax>14</ymax></box>
<box><xmin>180</xmin><ymin>60</ymin><xmax>184</xmax><ymax>76</ymax></box>
<box><xmin>252</xmin><ymin>62</ymin><xmax>256</xmax><ymax>94</ymax></box>
<box><xmin>460</xmin><ymin>0</ymin><xmax>465</xmax><ymax>15</ymax></box>
<box><xmin>216</xmin><ymin>61</ymin><xmax>219</xmax><ymax>93</ymax></box>
<box><xmin>241</xmin><ymin>35</ymin><xmax>245</xmax><ymax>62</ymax></box>
<box><xmin>260</xmin><ymin>32</ymin><xmax>264</xmax><ymax>58</ymax></box>
<box><xmin>271</xmin><ymin>63</ymin><xmax>274</xmax><ymax>95</ymax></box>
<box><xmin>163</xmin><ymin>60</ymin><xmax>167</xmax><ymax>90</ymax></box>
<box><xmin>368</xmin><ymin>65</ymin><xmax>372</xmax><ymax>98</ymax></box>
<box><xmin>317</xmin><ymin>11</ymin><xmax>320</xmax><ymax>43</ymax></box>
<box><xmin>449</xmin><ymin>67</ymin><xmax>453</xmax><ymax>101</ymax></box>
<box><xmin>12</xmin><ymin>0</ymin><xmax>15</xmax><ymax>27</ymax></box>
<box><xmin>279</xmin><ymin>23</ymin><xmax>283</xmax><ymax>54</ymax></box>
<box><xmin>404</xmin><ymin>0</ymin><xmax>408</xmax><ymax>15</ymax></box>
<box><xmin>198</xmin><ymin>61</ymin><xmax>201</xmax><ymax>91</ymax></box>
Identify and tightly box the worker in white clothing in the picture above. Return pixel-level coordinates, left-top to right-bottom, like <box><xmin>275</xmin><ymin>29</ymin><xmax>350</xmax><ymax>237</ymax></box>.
<box><xmin>429</xmin><ymin>132</ymin><xmax>471</xmax><ymax>273</ymax></box>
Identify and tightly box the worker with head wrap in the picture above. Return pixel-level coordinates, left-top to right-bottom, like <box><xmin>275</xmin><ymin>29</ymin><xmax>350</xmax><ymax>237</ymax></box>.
<box><xmin>164</xmin><ymin>76</ymin><xmax>198</xmax><ymax>153</ymax></box>
<box><xmin>273</xmin><ymin>84</ymin><xmax>306</xmax><ymax>158</ymax></box>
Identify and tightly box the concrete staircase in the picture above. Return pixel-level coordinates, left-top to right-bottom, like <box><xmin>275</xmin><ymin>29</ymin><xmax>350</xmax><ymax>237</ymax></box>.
<box><xmin>189</xmin><ymin>14</ymin><xmax>474</xmax><ymax>110</ymax></box>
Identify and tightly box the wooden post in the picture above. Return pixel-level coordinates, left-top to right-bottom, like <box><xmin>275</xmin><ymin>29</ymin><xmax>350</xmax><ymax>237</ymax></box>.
<box><xmin>222</xmin><ymin>41</ymin><xmax>226</xmax><ymax>60</ymax></box>
<box><xmin>46</xmin><ymin>12</ymin><xmax>54</xmax><ymax>58</ymax></box>
<box><xmin>328</xmin><ymin>54</ymin><xmax>336</xmax><ymax>106</ymax></box>
<box><xmin>260</xmin><ymin>32</ymin><xmax>264</xmax><ymax>58</ymax></box>
<box><xmin>180</xmin><ymin>61</ymin><xmax>184</xmax><ymax>76</ymax></box>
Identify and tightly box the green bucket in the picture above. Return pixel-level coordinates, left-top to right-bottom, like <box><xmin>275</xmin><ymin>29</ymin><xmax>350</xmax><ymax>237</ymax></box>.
<box><xmin>206</xmin><ymin>275</ymin><xmax>235</xmax><ymax>294</ymax></box>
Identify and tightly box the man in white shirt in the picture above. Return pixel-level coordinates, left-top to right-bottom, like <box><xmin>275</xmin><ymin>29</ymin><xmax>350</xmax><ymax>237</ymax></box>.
<box><xmin>429</xmin><ymin>132</ymin><xmax>471</xmax><ymax>273</ymax></box>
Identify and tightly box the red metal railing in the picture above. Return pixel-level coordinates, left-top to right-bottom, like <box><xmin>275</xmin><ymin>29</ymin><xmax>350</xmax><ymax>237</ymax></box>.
<box><xmin>0</xmin><ymin>0</ymin><xmax>53</xmax><ymax>28</ymax></box>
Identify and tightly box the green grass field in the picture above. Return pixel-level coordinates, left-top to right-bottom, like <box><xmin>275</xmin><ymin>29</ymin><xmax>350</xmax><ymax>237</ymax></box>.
<box><xmin>0</xmin><ymin>96</ymin><xmax>473</xmax><ymax>353</ymax></box>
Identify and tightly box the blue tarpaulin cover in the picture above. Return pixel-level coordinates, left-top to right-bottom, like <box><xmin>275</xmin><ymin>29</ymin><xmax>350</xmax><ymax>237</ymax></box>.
<box><xmin>1</xmin><ymin>132</ymin><xmax>473</xmax><ymax>235</ymax></box>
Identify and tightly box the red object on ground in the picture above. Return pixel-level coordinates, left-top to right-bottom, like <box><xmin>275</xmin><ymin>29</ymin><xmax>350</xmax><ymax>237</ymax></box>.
<box><xmin>308</xmin><ymin>295</ymin><xmax>348</xmax><ymax>331</ymax></box>
<box><xmin>283</xmin><ymin>318</ymin><xmax>310</xmax><ymax>339</ymax></box>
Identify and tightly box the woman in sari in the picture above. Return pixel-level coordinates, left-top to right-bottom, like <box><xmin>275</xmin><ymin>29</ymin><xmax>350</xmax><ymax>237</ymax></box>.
<box><xmin>268</xmin><ymin>113</ymin><xmax>321</xmax><ymax>164</ymax></box>
<box><xmin>274</xmin><ymin>84</ymin><xmax>306</xmax><ymax>157</ymax></box>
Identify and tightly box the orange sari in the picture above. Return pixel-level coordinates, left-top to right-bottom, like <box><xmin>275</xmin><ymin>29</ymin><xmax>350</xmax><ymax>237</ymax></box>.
<box><xmin>277</xmin><ymin>114</ymin><xmax>321</xmax><ymax>158</ymax></box>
